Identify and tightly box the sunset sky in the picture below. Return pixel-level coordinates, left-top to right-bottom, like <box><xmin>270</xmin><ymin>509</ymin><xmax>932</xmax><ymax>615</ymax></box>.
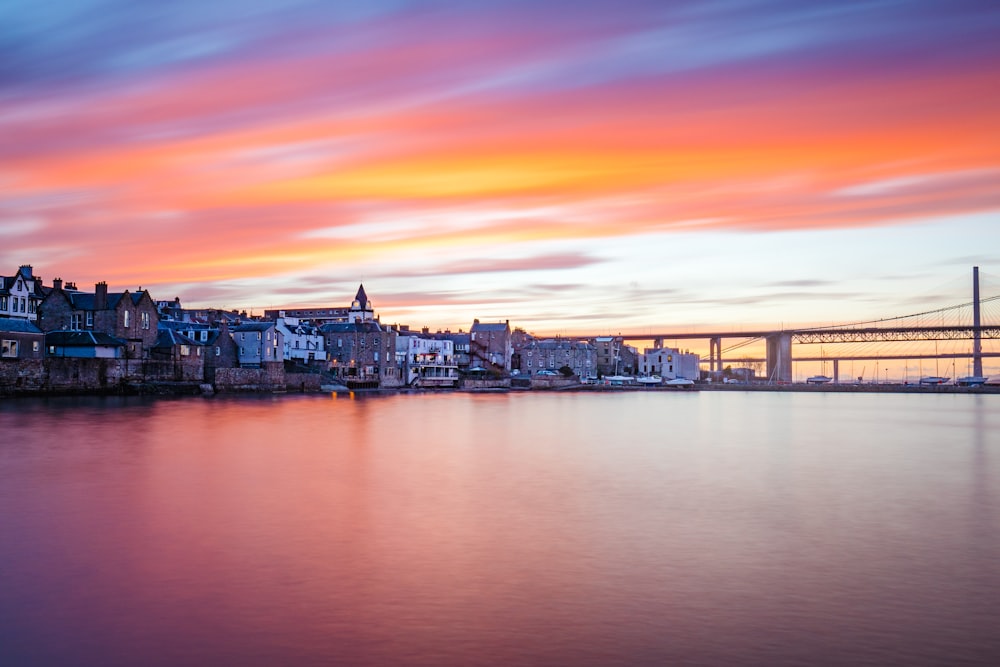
<box><xmin>3</xmin><ymin>0</ymin><xmax>1000</xmax><ymax>335</ymax></box>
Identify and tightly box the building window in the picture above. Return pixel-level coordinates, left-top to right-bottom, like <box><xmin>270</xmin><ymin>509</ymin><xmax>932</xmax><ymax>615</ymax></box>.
<box><xmin>71</xmin><ymin>313</ymin><xmax>83</xmax><ymax>329</ymax></box>
<box><xmin>181</xmin><ymin>345</ymin><xmax>190</xmax><ymax>356</ymax></box>
<box><xmin>123</xmin><ymin>310</ymin><xmax>130</xmax><ymax>328</ymax></box>
<box><xmin>1</xmin><ymin>340</ymin><xmax>17</xmax><ymax>358</ymax></box>
<box><xmin>215</xmin><ymin>346</ymin><xmax>221</xmax><ymax>356</ymax></box>
<box><xmin>141</xmin><ymin>312</ymin><xmax>150</xmax><ymax>330</ymax></box>
<box><xmin>86</xmin><ymin>312</ymin><xmax>93</xmax><ymax>328</ymax></box>
<box><xmin>0</xmin><ymin>296</ymin><xmax>7</xmax><ymax>310</ymax></box>
<box><xmin>33</xmin><ymin>341</ymin><xmax>40</xmax><ymax>352</ymax></box>
<box><xmin>257</xmin><ymin>332</ymin><xmax>261</xmax><ymax>340</ymax></box>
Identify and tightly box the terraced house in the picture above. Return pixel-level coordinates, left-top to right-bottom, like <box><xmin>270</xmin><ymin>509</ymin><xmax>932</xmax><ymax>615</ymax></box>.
<box><xmin>38</xmin><ymin>280</ymin><xmax>160</xmax><ymax>359</ymax></box>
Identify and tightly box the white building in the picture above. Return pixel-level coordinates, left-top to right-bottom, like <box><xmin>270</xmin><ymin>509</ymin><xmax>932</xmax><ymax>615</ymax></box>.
<box><xmin>396</xmin><ymin>333</ymin><xmax>458</xmax><ymax>387</ymax></box>
<box><xmin>275</xmin><ymin>316</ymin><xmax>324</xmax><ymax>363</ymax></box>
<box><xmin>1</xmin><ymin>265</ymin><xmax>44</xmax><ymax>321</ymax></box>
<box><xmin>640</xmin><ymin>345</ymin><xmax>700</xmax><ymax>380</ymax></box>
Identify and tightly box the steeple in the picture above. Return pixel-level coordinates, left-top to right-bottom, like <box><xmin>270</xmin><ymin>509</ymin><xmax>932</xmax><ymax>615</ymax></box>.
<box><xmin>349</xmin><ymin>283</ymin><xmax>375</xmax><ymax>323</ymax></box>
<box><xmin>353</xmin><ymin>284</ymin><xmax>369</xmax><ymax>311</ymax></box>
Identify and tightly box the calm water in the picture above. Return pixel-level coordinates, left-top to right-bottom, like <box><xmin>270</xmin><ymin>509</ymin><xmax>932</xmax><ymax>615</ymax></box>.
<box><xmin>1</xmin><ymin>391</ymin><xmax>998</xmax><ymax>666</ymax></box>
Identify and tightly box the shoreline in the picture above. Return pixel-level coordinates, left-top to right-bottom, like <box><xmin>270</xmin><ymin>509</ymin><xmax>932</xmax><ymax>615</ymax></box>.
<box><xmin>3</xmin><ymin>379</ymin><xmax>999</xmax><ymax>399</ymax></box>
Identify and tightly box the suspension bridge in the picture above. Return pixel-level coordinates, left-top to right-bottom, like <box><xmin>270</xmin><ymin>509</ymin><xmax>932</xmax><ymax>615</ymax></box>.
<box><xmin>609</xmin><ymin>267</ymin><xmax>1000</xmax><ymax>383</ymax></box>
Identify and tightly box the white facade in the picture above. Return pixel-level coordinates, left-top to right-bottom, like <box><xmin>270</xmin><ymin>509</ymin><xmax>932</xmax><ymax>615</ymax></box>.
<box><xmin>275</xmin><ymin>316</ymin><xmax>324</xmax><ymax>363</ymax></box>
<box><xmin>640</xmin><ymin>346</ymin><xmax>700</xmax><ymax>380</ymax></box>
<box><xmin>396</xmin><ymin>334</ymin><xmax>458</xmax><ymax>387</ymax></box>
<box><xmin>1</xmin><ymin>266</ymin><xmax>42</xmax><ymax>321</ymax></box>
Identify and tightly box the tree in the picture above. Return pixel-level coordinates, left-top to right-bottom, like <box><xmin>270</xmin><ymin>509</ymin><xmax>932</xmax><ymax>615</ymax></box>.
<box><xmin>558</xmin><ymin>365</ymin><xmax>574</xmax><ymax>377</ymax></box>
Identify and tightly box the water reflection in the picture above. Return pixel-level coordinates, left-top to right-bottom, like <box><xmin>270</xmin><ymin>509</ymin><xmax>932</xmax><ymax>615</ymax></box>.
<box><xmin>1</xmin><ymin>393</ymin><xmax>998</xmax><ymax>665</ymax></box>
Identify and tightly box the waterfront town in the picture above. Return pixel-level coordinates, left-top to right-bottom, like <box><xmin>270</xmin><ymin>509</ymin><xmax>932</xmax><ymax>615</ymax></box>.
<box><xmin>0</xmin><ymin>263</ymin><xmax>702</xmax><ymax>395</ymax></box>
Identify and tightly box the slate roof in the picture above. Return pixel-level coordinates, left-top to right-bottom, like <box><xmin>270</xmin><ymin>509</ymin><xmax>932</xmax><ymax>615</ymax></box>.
<box><xmin>233</xmin><ymin>322</ymin><xmax>275</xmax><ymax>332</ymax></box>
<box><xmin>354</xmin><ymin>284</ymin><xmax>370</xmax><ymax>310</ymax></box>
<box><xmin>153</xmin><ymin>329</ymin><xmax>200</xmax><ymax>350</ymax></box>
<box><xmin>0</xmin><ymin>272</ymin><xmax>45</xmax><ymax>296</ymax></box>
<box><xmin>470</xmin><ymin>321</ymin><xmax>510</xmax><ymax>332</ymax></box>
<box><xmin>56</xmin><ymin>290</ymin><xmax>148</xmax><ymax>311</ymax></box>
<box><xmin>158</xmin><ymin>320</ymin><xmax>210</xmax><ymax>332</ymax></box>
<box><xmin>320</xmin><ymin>321</ymin><xmax>384</xmax><ymax>334</ymax></box>
<box><xmin>0</xmin><ymin>318</ymin><xmax>43</xmax><ymax>334</ymax></box>
<box><xmin>45</xmin><ymin>331</ymin><xmax>125</xmax><ymax>347</ymax></box>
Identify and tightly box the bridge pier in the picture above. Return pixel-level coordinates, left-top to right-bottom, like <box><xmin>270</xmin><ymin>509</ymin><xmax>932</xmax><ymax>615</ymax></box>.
<box><xmin>833</xmin><ymin>359</ymin><xmax>839</xmax><ymax>383</ymax></box>
<box><xmin>766</xmin><ymin>333</ymin><xmax>792</xmax><ymax>383</ymax></box>
<box><xmin>709</xmin><ymin>337</ymin><xmax>722</xmax><ymax>373</ymax></box>
<box><xmin>973</xmin><ymin>266</ymin><xmax>983</xmax><ymax>377</ymax></box>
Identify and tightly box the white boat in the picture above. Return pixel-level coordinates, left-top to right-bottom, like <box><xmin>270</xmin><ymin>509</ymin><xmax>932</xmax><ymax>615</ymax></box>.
<box><xmin>806</xmin><ymin>375</ymin><xmax>833</xmax><ymax>384</ymax></box>
<box><xmin>918</xmin><ymin>376</ymin><xmax>950</xmax><ymax>385</ymax></box>
<box><xmin>664</xmin><ymin>377</ymin><xmax>695</xmax><ymax>388</ymax></box>
<box><xmin>956</xmin><ymin>376</ymin><xmax>988</xmax><ymax>387</ymax></box>
<box><xmin>637</xmin><ymin>375</ymin><xmax>662</xmax><ymax>385</ymax></box>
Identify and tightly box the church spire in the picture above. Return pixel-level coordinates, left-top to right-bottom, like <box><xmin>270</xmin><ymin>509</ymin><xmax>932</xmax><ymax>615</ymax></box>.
<box><xmin>349</xmin><ymin>283</ymin><xmax>374</xmax><ymax>323</ymax></box>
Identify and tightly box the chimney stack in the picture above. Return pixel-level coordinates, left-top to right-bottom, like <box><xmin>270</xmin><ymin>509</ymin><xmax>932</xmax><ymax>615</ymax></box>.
<box><xmin>95</xmin><ymin>281</ymin><xmax>108</xmax><ymax>310</ymax></box>
<box><xmin>53</xmin><ymin>277</ymin><xmax>63</xmax><ymax>291</ymax></box>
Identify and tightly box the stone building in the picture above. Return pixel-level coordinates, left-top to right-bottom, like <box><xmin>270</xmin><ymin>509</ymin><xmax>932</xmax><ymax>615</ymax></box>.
<box><xmin>38</xmin><ymin>281</ymin><xmax>160</xmax><ymax>359</ymax></box>
<box><xmin>320</xmin><ymin>285</ymin><xmax>399</xmax><ymax>388</ymax></box>
<box><xmin>519</xmin><ymin>337</ymin><xmax>596</xmax><ymax>378</ymax></box>
<box><xmin>0</xmin><ymin>318</ymin><xmax>45</xmax><ymax>360</ymax></box>
<box><xmin>469</xmin><ymin>319</ymin><xmax>512</xmax><ymax>373</ymax></box>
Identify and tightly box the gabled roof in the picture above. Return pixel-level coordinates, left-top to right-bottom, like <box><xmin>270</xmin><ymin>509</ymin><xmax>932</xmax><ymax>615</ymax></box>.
<box><xmin>1</xmin><ymin>270</ymin><xmax>44</xmax><ymax>296</ymax></box>
<box><xmin>471</xmin><ymin>321</ymin><xmax>510</xmax><ymax>332</ymax></box>
<box><xmin>0</xmin><ymin>318</ymin><xmax>43</xmax><ymax>334</ymax></box>
<box><xmin>153</xmin><ymin>329</ymin><xmax>200</xmax><ymax>350</ymax></box>
<box><xmin>158</xmin><ymin>320</ymin><xmax>210</xmax><ymax>332</ymax></box>
<box><xmin>45</xmin><ymin>331</ymin><xmax>125</xmax><ymax>347</ymax></box>
<box><xmin>431</xmin><ymin>332</ymin><xmax>470</xmax><ymax>344</ymax></box>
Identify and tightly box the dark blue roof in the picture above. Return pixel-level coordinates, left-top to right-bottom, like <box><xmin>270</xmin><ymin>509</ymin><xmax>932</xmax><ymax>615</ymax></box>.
<box><xmin>46</xmin><ymin>331</ymin><xmax>124</xmax><ymax>347</ymax></box>
<box><xmin>233</xmin><ymin>322</ymin><xmax>275</xmax><ymax>332</ymax></box>
<box><xmin>153</xmin><ymin>329</ymin><xmax>200</xmax><ymax>349</ymax></box>
<box><xmin>320</xmin><ymin>322</ymin><xmax>384</xmax><ymax>334</ymax></box>
<box><xmin>0</xmin><ymin>318</ymin><xmax>43</xmax><ymax>334</ymax></box>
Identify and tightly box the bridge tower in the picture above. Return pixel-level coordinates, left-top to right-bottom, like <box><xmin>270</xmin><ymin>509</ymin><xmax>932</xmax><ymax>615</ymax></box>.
<box><xmin>973</xmin><ymin>266</ymin><xmax>983</xmax><ymax>377</ymax></box>
<box><xmin>766</xmin><ymin>332</ymin><xmax>792</xmax><ymax>383</ymax></box>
